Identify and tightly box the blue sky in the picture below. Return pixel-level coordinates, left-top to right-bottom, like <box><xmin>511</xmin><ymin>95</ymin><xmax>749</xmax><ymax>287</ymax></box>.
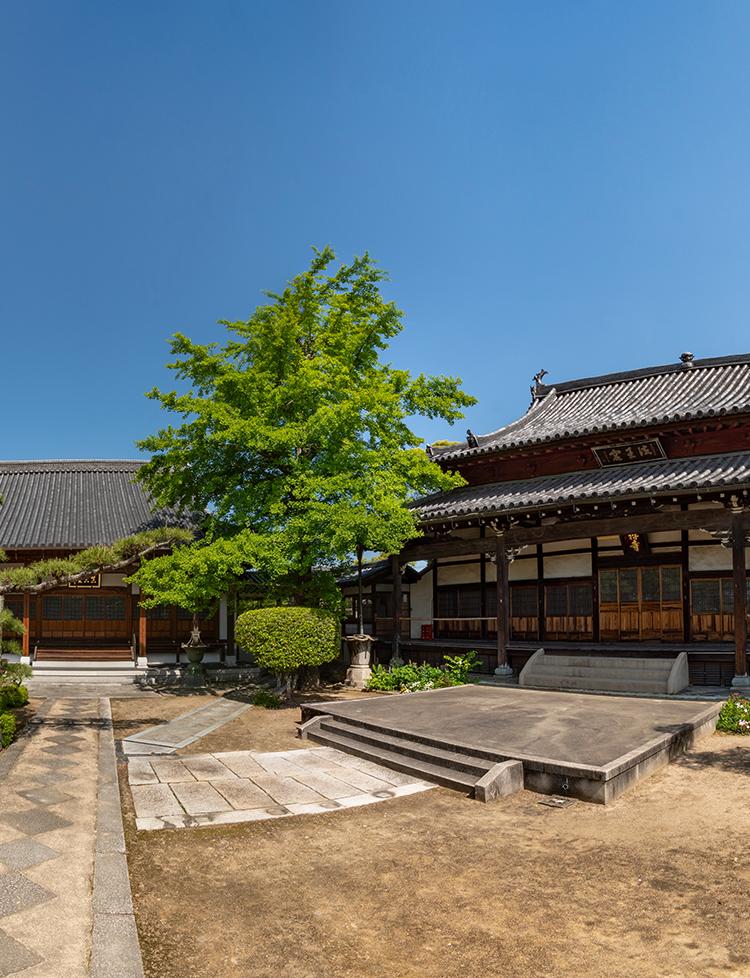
<box><xmin>3</xmin><ymin>1</ymin><xmax>750</xmax><ymax>460</ymax></box>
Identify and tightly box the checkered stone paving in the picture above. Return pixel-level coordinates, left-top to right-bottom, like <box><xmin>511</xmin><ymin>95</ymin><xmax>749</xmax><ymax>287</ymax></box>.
<box><xmin>0</xmin><ymin>839</ymin><xmax>60</xmax><ymax>871</ymax></box>
<box><xmin>0</xmin><ymin>696</ymin><xmax>124</xmax><ymax>977</ymax></box>
<box><xmin>0</xmin><ymin>928</ymin><xmax>43</xmax><ymax>977</ymax></box>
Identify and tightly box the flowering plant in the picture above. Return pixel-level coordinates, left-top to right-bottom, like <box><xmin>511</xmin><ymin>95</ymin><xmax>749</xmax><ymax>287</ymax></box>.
<box><xmin>716</xmin><ymin>692</ymin><xmax>750</xmax><ymax>734</ymax></box>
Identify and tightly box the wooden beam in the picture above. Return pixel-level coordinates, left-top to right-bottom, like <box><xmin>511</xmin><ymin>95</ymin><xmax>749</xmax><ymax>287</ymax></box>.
<box><xmin>401</xmin><ymin>509</ymin><xmax>742</xmax><ymax>561</ymax></box>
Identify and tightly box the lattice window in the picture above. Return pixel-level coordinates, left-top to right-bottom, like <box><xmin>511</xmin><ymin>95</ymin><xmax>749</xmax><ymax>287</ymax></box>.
<box><xmin>546</xmin><ymin>586</ymin><xmax>568</xmax><ymax>616</ymax></box>
<box><xmin>691</xmin><ymin>580</ymin><xmax>720</xmax><ymax>614</ymax></box>
<box><xmin>661</xmin><ymin>566</ymin><xmax>682</xmax><ymax>602</ymax></box>
<box><xmin>641</xmin><ymin>567</ymin><xmax>660</xmax><ymax>602</ymax></box>
<box><xmin>600</xmin><ymin>570</ymin><xmax>618</xmax><ymax>603</ymax></box>
<box><xmin>619</xmin><ymin>569</ymin><xmax>639</xmax><ymax>603</ymax></box>
<box><xmin>43</xmin><ymin>597</ymin><xmax>62</xmax><ymax>620</ymax></box>
<box><xmin>569</xmin><ymin>584</ymin><xmax>593</xmax><ymax>616</ymax></box>
<box><xmin>458</xmin><ymin>589</ymin><xmax>481</xmax><ymax>618</ymax></box>
<box><xmin>438</xmin><ymin>591</ymin><xmax>457</xmax><ymax>618</ymax></box>
<box><xmin>511</xmin><ymin>586</ymin><xmax>537</xmax><ymax>617</ymax></box>
<box><xmin>107</xmin><ymin>597</ymin><xmax>127</xmax><ymax>621</ymax></box>
<box><xmin>63</xmin><ymin>597</ymin><xmax>83</xmax><ymax>620</ymax></box>
<box><xmin>86</xmin><ymin>597</ymin><xmax>106</xmax><ymax>620</ymax></box>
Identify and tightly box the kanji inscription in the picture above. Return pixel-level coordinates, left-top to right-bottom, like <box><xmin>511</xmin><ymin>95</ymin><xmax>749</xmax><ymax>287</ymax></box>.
<box><xmin>68</xmin><ymin>573</ymin><xmax>101</xmax><ymax>589</ymax></box>
<box><xmin>593</xmin><ymin>439</ymin><xmax>665</xmax><ymax>468</ymax></box>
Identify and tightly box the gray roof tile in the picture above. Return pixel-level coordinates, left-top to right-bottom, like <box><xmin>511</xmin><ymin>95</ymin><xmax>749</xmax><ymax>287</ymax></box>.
<box><xmin>433</xmin><ymin>353</ymin><xmax>750</xmax><ymax>461</ymax></box>
<box><xmin>0</xmin><ymin>460</ymin><xmax>201</xmax><ymax>549</ymax></box>
<box><xmin>414</xmin><ymin>450</ymin><xmax>750</xmax><ymax>521</ymax></box>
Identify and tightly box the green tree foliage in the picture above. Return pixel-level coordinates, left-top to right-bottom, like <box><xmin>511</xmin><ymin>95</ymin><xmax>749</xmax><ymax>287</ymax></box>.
<box><xmin>0</xmin><ymin>530</ymin><xmax>194</xmax><ymax>595</ymax></box>
<box><xmin>235</xmin><ymin>606</ymin><xmax>340</xmax><ymax>699</ymax></box>
<box><xmin>134</xmin><ymin>247</ymin><xmax>476</xmax><ymax>604</ymax></box>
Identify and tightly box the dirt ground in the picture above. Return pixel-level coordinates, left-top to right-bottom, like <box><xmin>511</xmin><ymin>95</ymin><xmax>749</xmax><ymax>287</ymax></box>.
<box><xmin>113</xmin><ymin>689</ymin><xmax>750</xmax><ymax>978</ymax></box>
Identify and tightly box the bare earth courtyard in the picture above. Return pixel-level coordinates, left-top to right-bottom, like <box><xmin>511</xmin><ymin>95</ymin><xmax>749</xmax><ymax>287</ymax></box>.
<box><xmin>111</xmin><ymin>689</ymin><xmax>750</xmax><ymax>978</ymax></box>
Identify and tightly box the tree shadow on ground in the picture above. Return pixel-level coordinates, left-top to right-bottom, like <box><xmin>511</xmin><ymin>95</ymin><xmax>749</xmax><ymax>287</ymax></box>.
<box><xmin>674</xmin><ymin>736</ymin><xmax>750</xmax><ymax>773</ymax></box>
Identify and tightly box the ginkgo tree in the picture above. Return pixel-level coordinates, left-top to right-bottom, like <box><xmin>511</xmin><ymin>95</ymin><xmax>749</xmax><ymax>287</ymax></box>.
<box><xmin>131</xmin><ymin>247</ymin><xmax>476</xmax><ymax>619</ymax></box>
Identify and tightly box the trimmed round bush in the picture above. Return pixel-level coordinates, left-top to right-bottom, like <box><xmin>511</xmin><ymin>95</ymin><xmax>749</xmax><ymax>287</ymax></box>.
<box><xmin>235</xmin><ymin>607</ymin><xmax>340</xmax><ymax>677</ymax></box>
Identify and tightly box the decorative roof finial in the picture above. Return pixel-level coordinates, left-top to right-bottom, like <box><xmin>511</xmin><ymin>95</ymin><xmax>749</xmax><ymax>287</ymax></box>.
<box><xmin>680</xmin><ymin>352</ymin><xmax>694</xmax><ymax>367</ymax></box>
<box><xmin>530</xmin><ymin>368</ymin><xmax>548</xmax><ymax>399</ymax></box>
<box><xmin>466</xmin><ymin>430</ymin><xmax>479</xmax><ymax>448</ymax></box>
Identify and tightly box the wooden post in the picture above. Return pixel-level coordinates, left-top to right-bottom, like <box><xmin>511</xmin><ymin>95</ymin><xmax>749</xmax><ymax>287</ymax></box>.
<box><xmin>139</xmin><ymin>601</ymin><xmax>147</xmax><ymax>661</ymax></box>
<box><xmin>495</xmin><ymin>536</ymin><xmax>512</xmax><ymax>675</ymax></box>
<box><xmin>391</xmin><ymin>554</ymin><xmax>402</xmax><ymax>662</ymax></box>
<box><xmin>22</xmin><ymin>593</ymin><xmax>30</xmax><ymax>658</ymax></box>
<box><xmin>732</xmin><ymin>511</ymin><xmax>749</xmax><ymax>685</ymax></box>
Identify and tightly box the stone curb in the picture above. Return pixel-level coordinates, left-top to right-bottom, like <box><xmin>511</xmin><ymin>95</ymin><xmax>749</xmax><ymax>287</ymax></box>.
<box><xmin>91</xmin><ymin>698</ymin><xmax>144</xmax><ymax>978</ymax></box>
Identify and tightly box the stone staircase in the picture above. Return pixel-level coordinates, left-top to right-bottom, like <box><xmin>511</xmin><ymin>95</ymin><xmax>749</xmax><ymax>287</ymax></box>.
<box><xmin>30</xmin><ymin>658</ymin><xmax>149</xmax><ymax>684</ymax></box>
<box><xmin>299</xmin><ymin>712</ymin><xmax>522</xmax><ymax>800</ymax></box>
<box><xmin>519</xmin><ymin>650</ymin><xmax>689</xmax><ymax>695</ymax></box>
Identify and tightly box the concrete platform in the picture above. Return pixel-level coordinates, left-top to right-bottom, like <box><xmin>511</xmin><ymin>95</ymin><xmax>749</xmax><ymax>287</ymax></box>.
<box><xmin>301</xmin><ymin>685</ymin><xmax>722</xmax><ymax>805</ymax></box>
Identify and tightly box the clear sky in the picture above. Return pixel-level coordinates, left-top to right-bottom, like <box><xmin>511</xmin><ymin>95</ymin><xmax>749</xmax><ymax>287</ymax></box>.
<box><xmin>3</xmin><ymin>1</ymin><xmax>750</xmax><ymax>460</ymax></box>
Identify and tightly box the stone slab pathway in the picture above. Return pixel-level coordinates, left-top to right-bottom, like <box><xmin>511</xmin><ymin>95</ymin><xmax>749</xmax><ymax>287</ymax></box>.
<box><xmin>129</xmin><ymin>746</ymin><xmax>435</xmax><ymax>831</ymax></box>
<box><xmin>0</xmin><ymin>698</ymin><xmax>143</xmax><ymax>978</ymax></box>
<box><xmin>121</xmin><ymin>698</ymin><xmax>252</xmax><ymax>754</ymax></box>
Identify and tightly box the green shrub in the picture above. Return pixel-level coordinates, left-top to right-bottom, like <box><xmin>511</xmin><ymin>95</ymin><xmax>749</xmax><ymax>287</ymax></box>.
<box><xmin>443</xmin><ymin>652</ymin><xmax>482</xmax><ymax>685</ymax></box>
<box><xmin>0</xmin><ymin>660</ymin><xmax>32</xmax><ymax>687</ymax></box>
<box><xmin>366</xmin><ymin>662</ymin><xmax>449</xmax><ymax>692</ymax></box>
<box><xmin>716</xmin><ymin>693</ymin><xmax>750</xmax><ymax>734</ymax></box>
<box><xmin>0</xmin><ymin>685</ymin><xmax>29</xmax><ymax>710</ymax></box>
<box><xmin>365</xmin><ymin>652</ymin><xmax>482</xmax><ymax>693</ymax></box>
<box><xmin>235</xmin><ymin>607</ymin><xmax>340</xmax><ymax>689</ymax></box>
<box><xmin>253</xmin><ymin>689</ymin><xmax>281</xmax><ymax>710</ymax></box>
<box><xmin>0</xmin><ymin>712</ymin><xmax>16</xmax><ymax>749</ymax></box>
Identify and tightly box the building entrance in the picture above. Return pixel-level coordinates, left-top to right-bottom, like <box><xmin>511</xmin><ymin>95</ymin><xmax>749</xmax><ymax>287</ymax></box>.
<box><xmin>599</xmin><ymin>566</ymin><xmax>683</xmax><ymax>642</ymax></box>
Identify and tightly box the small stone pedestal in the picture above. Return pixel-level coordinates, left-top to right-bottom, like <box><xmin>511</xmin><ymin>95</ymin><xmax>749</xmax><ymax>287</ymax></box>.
<box><xmin>345</xmin><ymin>635</ymin><xmax>373</xmax><ymax>688</ymax></box>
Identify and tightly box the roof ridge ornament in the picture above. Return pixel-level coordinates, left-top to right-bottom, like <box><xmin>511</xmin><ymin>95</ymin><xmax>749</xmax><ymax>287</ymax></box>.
<box><xmin>530</xmin><ymin>368</ymin><xmax>548</xmax><ymax>400</ymax></box>
<box><xmin>680</xmin><ymin>351</ymin><xmax>695</xmax><ymax>368</ymax></box>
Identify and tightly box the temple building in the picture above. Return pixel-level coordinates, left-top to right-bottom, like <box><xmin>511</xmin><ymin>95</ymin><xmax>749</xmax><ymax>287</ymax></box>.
<box><xmin>0</xmin><ymin>460</ymin><xmax>233</xmax><ymax>667</ymax></box>
<box><xmin>376</xmin><ymin>353</ymin><xmax>750</xmax><ymax>687</ymax></box>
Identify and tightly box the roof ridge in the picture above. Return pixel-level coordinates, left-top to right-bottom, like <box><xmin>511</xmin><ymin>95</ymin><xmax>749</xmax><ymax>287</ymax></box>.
<box><xmin>533</xmin><ymin>353</ymin><xmax>750</xmax><ymax>398</ymax></box>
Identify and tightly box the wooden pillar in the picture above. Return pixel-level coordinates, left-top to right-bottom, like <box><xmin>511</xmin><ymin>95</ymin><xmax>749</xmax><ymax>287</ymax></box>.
<box><xmin>495</xmin><ymin>536</ymin><xmax>512</xmax><ymax>675</ymax></box>
<box><xmin>125</xmin><ymin>585</ymin><xmax>133</xmax><ymax>644</ymax></box>
<box><xmin>732</xmin><ymin>511</ymin><xmax>749</xmax><ymax>685</ymax></box>
<box><xmin>22</xmin><ymin>593</ymin><xmax>30</xmax><ymax>658</ymax></box>
<box><xmin>139</xmin><ymin>600</ymin><xmax>147</xmax><ymax>660</ymax></box>
<box><xmin>391</xmin><ymin>554</ymin><xmax>402</xmax><ymax>662</ymax></box>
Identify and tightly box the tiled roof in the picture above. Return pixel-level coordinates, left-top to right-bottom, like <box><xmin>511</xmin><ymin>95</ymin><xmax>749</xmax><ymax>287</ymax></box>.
<box><xmin>413</xmin><ymin>450</ymin><xmax>750</xmax><ymax>522</ymax></box>
<box><xmin>0</xmin><ymin>460</ymin><xmax>202</xmax><ymax>549</ymax></box>
<box><xmin>432</xmin><ymin>353</ymin><xmax>750</xmax><ymax>461</ymax></box>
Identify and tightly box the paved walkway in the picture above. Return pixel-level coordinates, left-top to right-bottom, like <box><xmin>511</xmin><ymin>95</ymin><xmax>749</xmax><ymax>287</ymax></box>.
<box><xmin>121</xmin><ymin>698</ymin><xmax>253</xmax><ymax>754</ymax></box>
<box><xmin>129</xmin><ymin>746</ymin><xmax>434</xmax><ymax>831</ymax></box>
<box><xmin>0</xmin><ymin>697</ymin><xmax>142</xmax><ymax>978</ymax></box>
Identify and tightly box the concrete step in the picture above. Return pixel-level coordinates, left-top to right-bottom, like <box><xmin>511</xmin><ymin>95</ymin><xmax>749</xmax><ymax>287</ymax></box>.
<box><xmin>307</xmin><ymin>721</ymin><xmax>481</xmax><ymax>793</ymax></box>
<box><xmin>519</xmin><ymin>652</ymin><xmax>688</xmax><ymax>694</ymax></box>
<box><xmin>317</xmin><ymin>718</ymin><xmax>496</xmax><ymax>778</ymax></box>
<box><xmin>524</xmin><ymin>665</ymin><xmax>674</xmax><ymax>683</ymax></box>
<box><xmin>31</xmin><ymin>660</ymin><xmax>147</xmax><ymax>683</ymax></box>
<box><xmin>532</xmin><ymin>655</ymin><xmax>673</xmax><ymax>673</ymax></box>
<box><xmin>526</xmin><ymin>676</ymin><xmax>674</xmax><ymax>694</ymax></box>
